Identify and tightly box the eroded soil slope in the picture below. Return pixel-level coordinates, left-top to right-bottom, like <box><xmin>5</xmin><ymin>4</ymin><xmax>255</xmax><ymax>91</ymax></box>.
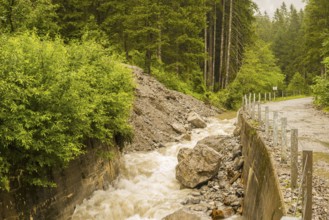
<box><xmin>124</xmin><ymin>66</ymin><xmax>220</xmax><ymax>152</ymax></box>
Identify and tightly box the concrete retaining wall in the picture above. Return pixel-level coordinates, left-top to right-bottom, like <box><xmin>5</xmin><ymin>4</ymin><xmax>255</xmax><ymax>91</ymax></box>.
<box><xmin>0</xmin><ymin>140</ymin><xmax>121</xmax><ymax>220</ymax></box>
<box><xmin>238</xmin><ymin>112</ymin><xmax>286</xmax><ymax>220</ymax></box>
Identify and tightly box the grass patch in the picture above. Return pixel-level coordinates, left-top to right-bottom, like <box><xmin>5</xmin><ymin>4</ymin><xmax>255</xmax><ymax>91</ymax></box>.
<box><xmin>150</xmin><ymin>67</ymin><xmax>207</xmax><ymax>102</ymax></box>
<box><xmin>315</xmin><ymin>105</ymin><xmax>329</xmax><ymax>113</ymax></box>
<box><xmin>319</xmin><ymin>141</ymin><xmax>329</xmax><ymax>149</ymax></box>
<box><xmin>314</xmin><ymin>152</ymin><xmax>329</xmax><ymax>164</ymax></box>
<box><xmin>313</xmin><ymin>152</ymin><xmax>329</xmax><ymax>179</ymax></box>
<box><xmin>218</xmin><ymin>111</ymin><xmax>237</xmax><ymax>120</ymax></box>
<box><xmin>315</xmin><ymin>168</ymin><xmax>329</xmax><ymax>179</ymax></box>
<box><xmin>299</xmin><ymin>137</ymin><xmax>329</xmax><ymax>149</ymax></box>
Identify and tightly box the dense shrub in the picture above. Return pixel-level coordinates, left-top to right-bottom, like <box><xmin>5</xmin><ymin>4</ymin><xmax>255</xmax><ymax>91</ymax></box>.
<box><xmin>312</xmin><ymin>76</ymin><xmax>329</xmax><ymax>109</ymax></box>
<box><xmin>218</xmin><ymin>40</ymin><xmax>284</xmax><ymax>109</ymax></box>
<box><xmin>287</xmin><ymin>72</ymin><xmax>308</xmax><ymax>94</ymax></box>
<box><xmin>0</xmin><ymin>33</ymin><xmax>134</xmax><ymax>190</ymax></box>
<box><xmin>151</xmin><ymin>67</ymin><xmax>205</xmax><ymax>100</ymax></box>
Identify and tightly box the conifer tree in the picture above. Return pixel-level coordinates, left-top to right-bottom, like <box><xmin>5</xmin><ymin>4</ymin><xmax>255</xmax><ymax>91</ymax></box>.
<box><xmin>303</xmin><ymin>0</ymin><xmax>329</xmax><ymax>77</ymax></box>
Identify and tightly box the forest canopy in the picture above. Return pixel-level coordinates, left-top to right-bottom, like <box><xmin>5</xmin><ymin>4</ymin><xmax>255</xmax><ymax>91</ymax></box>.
<box><xmin>221</xmin><ymin>40</ymin><xmax>284</xmax><ymax>109</ymax></box>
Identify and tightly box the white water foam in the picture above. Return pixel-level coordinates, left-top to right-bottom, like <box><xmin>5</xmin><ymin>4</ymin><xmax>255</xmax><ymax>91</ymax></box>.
<box><xmin>72</xmin><ymin>118</ymin><xmax>236</xmax><ymax>220</ymax></box>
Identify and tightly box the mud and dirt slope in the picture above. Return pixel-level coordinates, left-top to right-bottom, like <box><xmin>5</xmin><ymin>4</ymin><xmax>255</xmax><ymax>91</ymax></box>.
<box><xmin>124</xmin><ymin>66</ymin><xmax>221</xmax><ymax>152</ymax></box>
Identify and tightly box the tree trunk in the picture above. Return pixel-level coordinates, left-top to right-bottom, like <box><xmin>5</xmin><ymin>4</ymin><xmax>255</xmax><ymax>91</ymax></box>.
<box><xmin>157</xmin><ymin>1</ymin><xmax>162</xmax><ymax>62</ymax></box>
<box><xmin>204</xmin><ymin>17</ymin><xmax>208</xmax><ymax>86</ymax></box>
<box><xmin>145</xmin><ymin>32</ymin><xmax>152</xmax><ymax>74</ymax></box>
<box><xmin>158</xmin><ymin>28</ymin><xmax>162</xmax><ymax>62</ymax></box>
<box><xmin>8</xmin><ymin>0</ymin><xmax>15</xmax><ymax>33</ymax></box>
<box><xmin>219</xmin><ymin>0</ymin><xmax>226</xmax><ymax>89</ymax></box>
<box><xmin>145</xmin><ymin>48</ymin><xmax>152</xmax><ymax>74</ymax></box>
<box><xmin>225</xmin><ymin>0</ymin><xmax>233</xmax><ymax>88</ymax></box>
<box><xmin>124</xmin><ymin>34</ymin><xmax>130</xmax><ymax>61</ymax></box>
<box><xmin>207</xmin><ymin>12</ymin><xmax>214</xmax><ymax>89</ymax></box>
<box><xmin>212</xmin><ymin>1</ymin><xmax>217</xmax><ymax>91</ymax></box>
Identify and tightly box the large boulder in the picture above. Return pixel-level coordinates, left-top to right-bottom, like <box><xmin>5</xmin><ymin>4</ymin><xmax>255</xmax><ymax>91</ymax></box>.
<box><xmin>187</xmin><ymin>112</ymin><xmax>207</xmax><ymax>128</ymax></box>
<box><xmin>162</xmin><ymin>208</ymin><xmax>210</xmax><ymax>220</ymax></box>
<box><xmin>195</xmin><ymin>135</ymin><xmax>229</xmax><ymax>153</ymax></box>
<box><xmin>177</xmin><ymin>148</ymin><xmax>192</xmax><ymax>163</ymax></box>
<box><xmin>176</xmin><ymin>144</ymin><xmax>221</xmax><ymax>188</ymax></box>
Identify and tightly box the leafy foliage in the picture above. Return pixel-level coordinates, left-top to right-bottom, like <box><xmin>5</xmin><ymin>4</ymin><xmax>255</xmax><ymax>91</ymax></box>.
<box><xmin>312</xmin><ymin>57</ymin><xmax>329</xmax><ymax>109</ymax></box>
<box><xmin>256</xmin><ymin>4</ymin><xmax>305</xmax><ymax>84</ymax></box>
<box><xmin>0</xmin><ymin>33</ymin><xmax>134</xmax><ymax>190</ymax></box>
<box><xmin>255</xmin><ymin>1</ymin><xmax>329</xmax><ymax>88</ymax></box>
<box><xmin>273</xmin><ymin>4</ymin><xmax>305</xmax><ymax>82</ymax></box>
<box><xmin>151</xmin><ymin>67</ymin><xmax>205</xmax><ymax>100</ymax></box>
<box><xmin>287</xmin><ymin>72</ymin><xmax>307</xmax><ymax>93</ymax></box>
<box><xmin>303</xmin><ymin>0</ymin><xmax>329</xmax><ymax>76</ymax></box>
<box><xmin>1</xmin><ymin>0</ymin><xmax>257</xmax><ymax>106</ymax></box>
<box><xmin>312</xmin><ymin>76</ymin><xmax>329</xmax><ymax>109</ymax></box>
<box><xmin>254</xmin><ymin>12</ymin><xmax>273</xmax><ymax>43</ymax></box>
<box><xmin>219</xmin><ymin>40</ymin><xmax>284</xmax><ymax>109</ymax></box>
<box><xmin>0</xmin><ymin>0</ymin><xmax>59</xmax><ymax>35</ymax></box>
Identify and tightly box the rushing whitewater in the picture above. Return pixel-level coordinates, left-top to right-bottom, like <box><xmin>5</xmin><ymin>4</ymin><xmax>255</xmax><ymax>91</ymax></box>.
<box><xmin>72</xmin><ymin>118</ymin><xmax>236</xmax><ymax>220</ymax></box>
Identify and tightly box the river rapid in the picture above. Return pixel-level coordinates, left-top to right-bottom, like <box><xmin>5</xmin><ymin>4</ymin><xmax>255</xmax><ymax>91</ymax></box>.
<box><xmin>72</xmin><ymin>118</ymin><xmax>236</xmax><ymax>220</ymax></box>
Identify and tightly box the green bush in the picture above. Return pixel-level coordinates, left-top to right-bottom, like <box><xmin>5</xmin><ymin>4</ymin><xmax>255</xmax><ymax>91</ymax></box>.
<box><xmin>287</xmin><ymin>72</ymin><xmax>308</xmax><ymax>94</ymax></box>
<box><xmin>0</xmin><ymin>33</ymin><xmax>134</xmax><ymax>190</ymax></box>
<box><xmin>218</xmin><ymin>40</ymin><xmax>284</xmax><ymax>109</ymax></box>
<box><xmin>312</xmin><ymin>76</ymin><xmax>329</xmax><ymax>109</ymax></box>
<box><xmin>151</xmin><ymin>67</ymin><xmax>205</xmax><ymax>100</ymax></box>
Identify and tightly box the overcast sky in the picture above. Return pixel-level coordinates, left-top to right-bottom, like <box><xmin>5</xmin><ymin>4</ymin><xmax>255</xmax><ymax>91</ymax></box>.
<box><xmin>253</xmin><ymin>0</ymin><xmax>306</xmax><ymax>17</ymax></box>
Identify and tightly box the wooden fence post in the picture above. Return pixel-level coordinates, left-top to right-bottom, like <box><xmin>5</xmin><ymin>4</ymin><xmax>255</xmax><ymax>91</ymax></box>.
<box><xmin>273</xmin><ymin>111</ymin><xmax>278</xmax><ymax>147</ymax></box>
<box><xmin>281</xmin><ymin>117</ymin><xmax>287</xmax><ymax>163</ymax></box>
<box><xmin>249</xmin><ymin>93</ymin><xmax>252</xmax><ymax>114</ymax></box>
<box><xmin>302</xmin><ymin>150</ymin><xmax>313</xmax><ymax>220</ymax></box>
<box><xmin>251</xmin><ymin>98</ymin><xmax>255</xmax><ymax>120</ymax></box>
<box><xmin>258</xmin><ymin>102</ymin><xmax>261</xmax><ymax>122</ymax></box>
<box><xmin>265</xmin><ymin>106</ymin><xmax>269</xmax><ymax>139</ymax></box>
<box><xmin>244</xmin><ymin>95</ymin><xmax>248</xmax><ymax>112</ymax></box>
<box><xmin>291</xmin><ymin>129</ymin><xmax>298</xmax><ymax>189</ymax></box>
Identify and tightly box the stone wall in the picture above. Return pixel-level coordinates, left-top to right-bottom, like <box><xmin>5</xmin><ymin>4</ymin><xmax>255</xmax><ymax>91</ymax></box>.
<box><xmin>0</xmin><ymin>140</ymin><xmax>121</xmax><ymax>220</ymax></box>
<box><xmin>238</xmin><ymin>112</ymin><xmax>286</xmax><ymax>220</ymax></box>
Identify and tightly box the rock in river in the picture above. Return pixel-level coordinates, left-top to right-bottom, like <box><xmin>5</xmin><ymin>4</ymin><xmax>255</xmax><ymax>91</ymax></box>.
<box><xmin>188</xmin><ymin>112</ymin><xmax>207</xmax><ymax>128</ymax></box>
<box><xmin>196</xmin><ymin>135</ymin><xmax>229</xmax><ymax>153</ymax></box>
<box><xmin>176</xmin><ymin>144</ymin><xmax>221</xmax><ymax>188</ymax></box>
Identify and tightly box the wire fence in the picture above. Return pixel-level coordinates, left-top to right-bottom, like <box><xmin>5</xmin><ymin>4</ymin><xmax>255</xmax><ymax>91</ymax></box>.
<box><xmin>242</xmin><ymin>93</ymin><xmax>313</xmax><ymax>220</ymax></box>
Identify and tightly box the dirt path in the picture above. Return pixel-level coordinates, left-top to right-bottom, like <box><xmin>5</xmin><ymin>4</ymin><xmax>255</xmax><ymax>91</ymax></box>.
<box><xmin>265</xmin><ymin>97</ymin><xmax>329</xmax><ymax>153</ymax></box>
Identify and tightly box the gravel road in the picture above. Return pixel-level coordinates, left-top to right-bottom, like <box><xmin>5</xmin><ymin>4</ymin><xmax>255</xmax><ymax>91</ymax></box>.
<box><xmin>259</xmin><ymin>97</ymin><xmax>329</xmax><ymax>218</ymax></box>
<box><xmin>264</xmin><ymin>97</ymin><xmax>329</xmax><ymax>153</ymax></box>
